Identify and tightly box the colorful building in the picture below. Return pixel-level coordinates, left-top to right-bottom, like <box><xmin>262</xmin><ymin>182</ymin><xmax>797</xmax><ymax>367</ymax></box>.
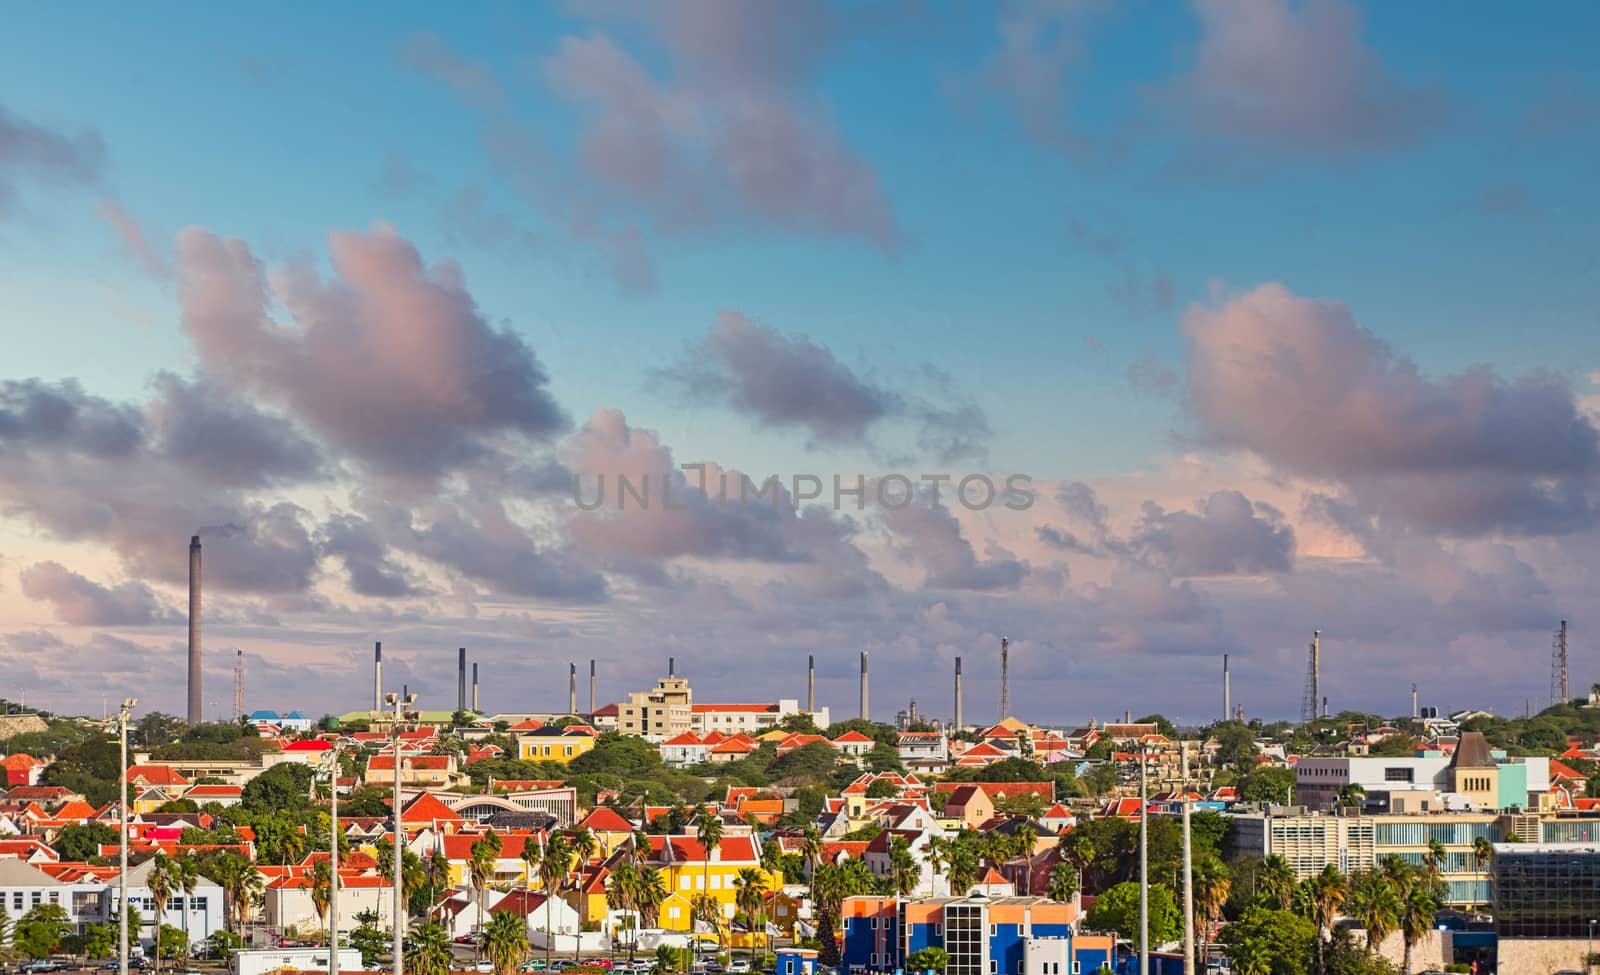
<box><xmin>840</xmin><ymin>894</ymin><xmax>1111</xmax><ymax>975</ymax></box>
<box><xmin>517</xmin><ymin>726</ymin><xmax>599</xmax><ymax>764</ymax></box>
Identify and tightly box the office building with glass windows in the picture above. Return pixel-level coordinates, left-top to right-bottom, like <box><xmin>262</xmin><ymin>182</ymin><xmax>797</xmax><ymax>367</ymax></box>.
<box><xmin>1492</xmin><ymin>843</ymin><xmax>1600</xmax><ymax>974</ymax></box>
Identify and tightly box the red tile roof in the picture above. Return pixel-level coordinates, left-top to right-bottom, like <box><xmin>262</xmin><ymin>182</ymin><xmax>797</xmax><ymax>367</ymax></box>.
<box><xmin>578</xmin><ymin>807</ymin><xmax>636</xmax><ymax>832</ymax></box>
<box><xmin>832</xmin><ymin>731</ymin><xmax>874</xmax><ymax>744</ymax></box>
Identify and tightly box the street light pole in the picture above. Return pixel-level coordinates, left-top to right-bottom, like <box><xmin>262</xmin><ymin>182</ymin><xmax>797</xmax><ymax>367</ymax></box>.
<box><xmin>119</xmin><ymin>697</ymin><xmax>137</xmax><ymax>975</ymax></box>
<box><xmin>324</xmin><ymin>743</ymin><xmax>344</xmax><ymax>975</ymax></box>
<box><xmin>388</xmin><ymin>692</ymin><xmax>417</xmax><ymax>975</ymax></box>
<box><xmin>1181</xmin><ymin>741</ymin><xmax>1194</xmax><ymax>975</ymax></box>
<box><xmin>1139</xmin><ymin>745</ymin><xmax>1148</xmax><ymax>975</ymax></box>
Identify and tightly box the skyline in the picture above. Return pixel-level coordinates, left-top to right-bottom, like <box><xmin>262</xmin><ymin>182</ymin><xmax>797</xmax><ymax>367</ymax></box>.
<box><xmin>2</xmin><ymin>0</ymin><xmax>1599</xmax><ymax>722</ymax></box>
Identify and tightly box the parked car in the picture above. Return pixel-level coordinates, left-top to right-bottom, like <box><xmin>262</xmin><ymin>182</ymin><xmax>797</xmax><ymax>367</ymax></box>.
<box><xmin>728</xmin><ymin>960</ymin><xmax>751</xmax><ymax>974</ymax></box>
<box><xmin>455</xmin><ymin>934</ymin><xmax>482</xmax><ymax>945</ymax></box>
<box><xmin>21</xmin><ymin>963</ymin><xmax>64</xmax><ymax>974</ymax></box>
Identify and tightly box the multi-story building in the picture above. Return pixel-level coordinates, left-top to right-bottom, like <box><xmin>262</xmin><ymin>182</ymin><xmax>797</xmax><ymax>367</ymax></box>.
<box><xmin>692</xmin><ymin>699</ymin><xmax>827</xmax><ymax>735</ymax></box>
<box><xmin>1294</xmin><ymin>733</ymin><xmax>1551</xmax><ymax>812</ymax></box>
<box><xmin>898</xmin><ymin>732</ymin><xmax>950</xmax><ymax>774</ymax></box>
<box><xmin>840</xmin><ymin>895</ymin><xmax>1112</xmax><ymax>975</ymax></box>
<box><xmin>640</xmin><ymin>829</ymin><xmax>782</xmax><ymax>932</ymax></box>
<box><xmin>616</xmin><ymin>676</ymin><xmax>694</xmax><ymax>740</ymax></box>
<box><xmin>363</xmin><ymin>753</ymin><xmax>460</xmax><ymax>788</ymax></box>
<box><xmin>1492</xmin><ymin>842</ymin><xmax>1600</xmax><ymax>974</ymax></box>
<box><xmin>1228</xmin><ymin>809</ymin><xmax>1497</xmax><ymax>905</ymax></box>
<box><xmin>0</xmin><ymin>858</ymin><xmax>109</xmax><ymax>933</ymax></box>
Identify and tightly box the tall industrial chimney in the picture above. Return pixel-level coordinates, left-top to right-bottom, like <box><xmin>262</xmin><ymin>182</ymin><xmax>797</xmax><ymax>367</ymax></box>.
<box><xmin>187</xmin><ymin>535</ymin><xmax>202</xmax><ymax>725</ymax></box>
<box><xmin>569</xmin><ymin>663</ymin><xmax>577</xmax><ymax>714</ymax></box>
<box><xmin>859</xmin><ymin>650</ymin><xmax>869</xmax><ymax>721</ymax></box>
<box><xmin>458</xmin><ymin>647</ymin><xmax>467</xmax><ymax>713</ymax></box>
<box><xmin>999</xmin><ymin>636</ymin><xmax>1010</xmax><ymax>720</ymax></box>
<box><xmin>472</xmin><ymin>662</ymin><xmax>479</xmax><ymax>712</ymax></box>
<box><xmin>668</xmin><ymin>656</ymin><xmax>675</xmax><ymax>678</ymax></box>
<box><xmin>590</xmin><ymin>659</ymin><xmax>596</xmax><ymax>714</ymax></box>
<box><xmin>374</xmin><ymin>641</ymin><xmax>383</xmax><ymax>712</ymax></box>
<box><xmin>807</xmin><ymin>655</ymin><xmax>815</xmax><ymax>714</ymax></box>
<box><xmin>1411</xmin><ymin>683</ymin><xmax>1418</xmax><ymax>719</ymax></box>
<box><xmin>1223</xmin><ymin>654</ymin><xmax>1230</xmax><ymax>723</ymax></box>
<box><xmin>954</xmin><ymin>657</ymin><xmax>963</xmax><ymax>730</ymax></box>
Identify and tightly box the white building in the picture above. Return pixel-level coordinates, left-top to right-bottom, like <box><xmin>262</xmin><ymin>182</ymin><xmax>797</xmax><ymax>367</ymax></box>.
<box><xmin>262</xmin><ymin>874</ymin><xmax>394</xmax><ymax>935</ymax></box>
<box><xmin>896</xmin><ymin>733</ymin><xmax>949</xmax><ymax>771</ymax></box>
<box><xmin>125</xmin><ymin>857</ymin><xmax>226</xmax><ymax>949</ymax></box>
<box><xmin>0</xmin><ymin>858</ymin><xmax>107</xmax><ymax>932</ymax></box>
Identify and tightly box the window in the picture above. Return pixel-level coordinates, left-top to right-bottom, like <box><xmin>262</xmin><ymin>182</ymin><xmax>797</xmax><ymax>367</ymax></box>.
<box><xmin>989</xmin><ymin>924</ymin><xmax>996</xmax><ymax>936</ymax></box>
<box><xmin>988</xmin><ymin>964</ymin><xmax>996</xmax><ymax>974</ymax></box>
<box><xmin>669</xmin><ymin>907</ymin><xmax>681</xmax><ymax>919</ymax></box>
<box><xmin>1384</xmin><ymin>767</ymin><xmax>1413</xmax><ymax>783</ymax></box>
<box><xmin>934</xmin><ymin>924</ymin><xmax>942</xmax><ymax>936</ymax></box>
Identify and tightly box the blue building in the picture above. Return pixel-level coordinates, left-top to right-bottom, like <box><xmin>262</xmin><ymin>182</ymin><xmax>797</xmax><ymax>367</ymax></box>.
<box><xmin>841</xmin><ymin>893</ymin><xmax>1115</xmax><ymax>975</ymax></box>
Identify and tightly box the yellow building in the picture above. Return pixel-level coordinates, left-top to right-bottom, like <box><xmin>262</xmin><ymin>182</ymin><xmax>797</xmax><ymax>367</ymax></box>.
<box><xmin>518</xmin><ymin>726</ymin><xmax>598</xmax><ymax>764</ymax></box>
<box><xmin>645</xmin><ymin>832</ymin><xmax>782</xmax><ymax>931</ymax></box>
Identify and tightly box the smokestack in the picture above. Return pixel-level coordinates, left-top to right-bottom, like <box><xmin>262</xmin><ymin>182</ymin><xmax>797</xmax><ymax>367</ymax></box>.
<box><xmin>1411</xmin><ymin>683</ymin><xmax>1418</xmax><ymax>720</ymax></box>
<box><xmin>859</xmin><ymin>650</ymin><xmax>869</xmax><ymax>721</ymax></box>
<box><xmin>999</xmin><ymin>636</ymin><xmax>1010</xmax><ymax>720</ymax></box>
<box><xmin>954</xmin><ymin>657</ymin><xmax>963</xmax><ymax>730</ymax></box>
<box><xmin>472</xmin><ymin>662</ymin><xmax>479</xmax><ymax>713</ymax></box>
<box><xmin>458</xmin><ymin>647</ymin><xmax>466</xmax><ymax>713</ymax></box>
<box><xmin>1311</xmin><ymin>630</ymin><xmax>1321</xmax><ymax>721</ymax></box>
<box><xmin>590</xmin><ymin>659</ymin><xmax>596</xmax><ymax>714</ymax></box>
<box><xmin>569</xmin><ymin>663</ymin><xmax>577</xmax><ymax>714</ymax></box>
<box><xmin>1223</xmin><ymin>654</ymin><xmax>1230</xmax><ymax>723</ymax></box>
<box><xmin>188</xmin><ymin>535</ymin><xmax>202</xmax><ymax>725</ymax></box>
<box><xmin>403</xmin><ymin>682</ymin><xmax>408</xmax><ymax>700</ymax></box>
<box><xmin>668</xmin><ymin>656</ymin><xmax>675</xmax><ymax>678</ymax></box>
<box><xmin>807</xmin><ymin>655</ymin><xmax>815</xmax><ymax>714</ymax></box>
<box><xmin>374</xmin><ymin>642</ymin><xmax>382</xmax><ymax>712</ymax></box>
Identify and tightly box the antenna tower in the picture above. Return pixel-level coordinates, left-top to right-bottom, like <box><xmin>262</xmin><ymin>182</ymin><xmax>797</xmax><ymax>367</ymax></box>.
<box><xmin>1551</xmin><ymin>620</ymin><xmax>1569</xmax><ymax>707</ymax></box>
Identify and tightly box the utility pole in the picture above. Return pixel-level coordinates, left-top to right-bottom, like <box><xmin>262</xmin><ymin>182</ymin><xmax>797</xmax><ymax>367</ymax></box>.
<box><xmin>323</xmin><ymin>743</ymin><xmax>344</xmax><ymax>975</ymax></box>
<box><xmin>118</xmin><ymin>697</ymin><xmax>137</xmax><ymax>975</ymax></box>
<box><xmin>1140</xmin><ymin>744</ymin><xmax>1149</xmax><ymax>975</ymax></box>
<box><xmin>1181</xmin><ymin>741</ymin><xmax>1195</xmax><ymax>975</ymax></box>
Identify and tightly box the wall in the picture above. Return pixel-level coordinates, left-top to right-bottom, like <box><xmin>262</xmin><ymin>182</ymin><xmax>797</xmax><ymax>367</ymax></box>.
<box><xmin>1496</xmin><ymin>937</ymin><xmax>1593</xmax><ymax>974</ymax></box>
<box><xmin>0</xmin><ymin>714</ymin><xmax>48</xmax><ymax>741</ymax></box>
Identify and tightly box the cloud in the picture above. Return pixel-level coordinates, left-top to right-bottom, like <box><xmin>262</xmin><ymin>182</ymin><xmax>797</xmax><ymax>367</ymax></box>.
<box><xmin>398</xmin><ymin>33</ymin><xmax>506</xmax><ymax>110</ymax></box>
<box><xmin>18</xmin><ymin>561</ymin><xmax>179</xmax><ymax>626</ymax></box>
<box><xmin>661</xmin><ymin>312</ymin><xmax>991</xmax><ymax>461</ymax></box>
<box><xmin>540</xmin><ymin>17</ymin><xmax>898</xmax><ymax>249</ymax></box>
<box><xmin>884</xmin><ymin>501</ymin><xmax>1028</xmax><ymax>591</ymax></box>
<box><xmin>962</xmin><ymin>0</ymin><xmax>1109</xmax><ymax>155</ymax></box>
<box><xmin>0</xmin><ymin>378</ymin><xmax>142</xmax><ymax>457</ymax></box>
<box><xmin>319</xmin><ymin>513</ymin><xmax>425</xmax><ymax>598</ymax></box>
<box><xmin>1183</xmin><ymin>282</ymin><xmax>1600</xmax><ymax>534</ymax></box>
<box><xmin>147</xmin><ymin>372</ymin><xmax>326</xmax><ymax>488</ymax></box>
<box><xmin>0</xmin><ymin>102</ymin><xmax>104</xmax><ymax>217</ymax></box>
<box><xmin>97</xmin><ymin>200</ymin><xmax>170</xmax><ymax>278</ymax></box>
<box><xmin>176</xmin><ymin>222</ymin><xmax>568</xmax><ymax>479</ymax></box>
<box><xmin>1162</xmin><ymin>0</ymin><xmax>1447</xmax><ymax>157</ymax></box>
<box><xmin>1130</xmin><ymin>490</ymin><xmax>1295</xmax><ymax>576</ymax></box>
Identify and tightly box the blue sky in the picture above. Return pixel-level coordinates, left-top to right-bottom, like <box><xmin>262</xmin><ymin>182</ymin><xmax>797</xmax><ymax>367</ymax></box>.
<box><xmin>2</xmin><ymin>0</ymin><xmax>1598</xmax><ymax>722</ymax></box>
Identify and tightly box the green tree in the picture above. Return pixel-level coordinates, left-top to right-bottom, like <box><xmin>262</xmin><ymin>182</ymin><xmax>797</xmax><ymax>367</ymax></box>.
<box><xmin>1083</xmin><ymin>881</ymin><xmax>1181</xmax><ymax>950</ymax></box>
<box><xmin>888</xmin><ymin>836</ymin><xmax>919</xmax><ymax>897</ymax></box>
<box><xmin>404</xmin><ymin>922</ymin><xmax>453</xmax><ymax>975</ymax></box>
<box><xmin>1237</xmin><ymin>766</ymin><xmax>1296</xmax><ymax>804</ymax></box>
<box><xmin>154</xmin><ymin>925</ymin><xmax>188</xmax><ymax>961</ymax></box>
<box><xmin>1136</xmin><ymin>714</ymin><xmax>1178</xmax><ymax>739</ymax></box>
<box><xmin>348</xmin><ymin>909</ymin><xmax>389</xmax><ymax>967</ymax></box>
<box><xmin>240</xmin><ymin>762</ymin><xmax>314</xmax><ymax>812</ymax></box>
<box><xmin>52</xmin><ymin>822</ymin><xmax>119</xmax><ymax>860</ymax></box>
<box><xmin>483</xmin><ymin>910</ymin><xmax>529</xmax><ymax>975</ymax></box>
<box><xmin>865</xmin><ymin>779</ymin><xmax>898</xmax><ymax>799</ymax></box>
<box><xmin>1046</xmin><ymin>863</ymin><xmax>1079</xmax><ymax>903</ymax></box>
<box><xmin>1258</xmin><ymin>855</ymin><xmax>1296</xmax><ymax>912</ymax></box>
<box><xmin>1192</xmin><ymin>852</ymin><xmax>1232</xmax><ymax>960</ymax></box>
<box><xmin>147</xmin><ymin>851</ymin><xmax>198</xmax><ymax>975</ymax></box>
<box><xmin>202</xmin><ymin>930</ymin><xmax>242</xmax><ymax>961</ymax></box>
<box><xmin>469</xmin><ymin>829</ymin><xmax>504</xmax><ymax>957</ymax></box>
<box><xmin>906</xmin><ymin>947</ymin><xmax>949</xmax><ymax>973</ymax></box>
<box><xmin>733</xmin><ymin>868</ymin><xmax>769</xmax><ymax>960</ymax></box>
<box><xmin>81</xmin><ymin>923</ymin><xmax>118</xmax><ymax>960</ymax></box>
<box><xmin>14</xmin><ymin>904</ymin><xmax>71</xmax><ymax>959</ymax></box>
<box><xmin>1220</xmin><ymin>906</ymin><xmax>1315</xmax><ymax>975</ymax></box>
<box><xmin>1304</xmin><ymin>865</ymin><xmax>1349</xmax><ymax>974</ymax></box>
<box><xmin>1345</xmin><ymin>870</ymin><xmax>1401</xmax><ymax>954</ymax></box>
<box><xmin>696</xmin><ymin>808</ymin><xmax>725</xmax><ymax>955</ymax></box>
<box><xmin>538</xmin><ymin>832</ymin><xmax>573</xmax><ymax>971</ymax></box>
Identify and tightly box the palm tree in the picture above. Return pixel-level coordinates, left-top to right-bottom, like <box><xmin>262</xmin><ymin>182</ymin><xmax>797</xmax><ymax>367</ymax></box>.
<box><xmin>733</xmin><ymin>868</ymin><xmax>768</xmax><ymax>964</ymax></box>
<box><xmin>311</xmin><ymin>860</ymin><xmax>334</xmax><ymax>930</ymax></box>
<box><xmin>924</xmin><ymin>836</ymin><xmax>948</xmax><ymax>896</ymax></box>
<box><xmin>424</xmin><ymin>849</ymin><xmax>450</xmax><ymax>923</ymax></box>
<box><xmin>801</xmin><ymin>826</ymin><xmax>824</xmax><ymax>880</ymax></box>
<box><xmin>173</xmin><ymin>856</ymin><xmax>199</xmax><ymax>955</ymax></box>
<box><xmin>470</xmin><ymin>830</ymin><xmax>504</xmax><ymax>961</ymax></box>
<box><xmin>1424</xmin><ymin>839</ymin><xmax>1447</xmax><ymax>884</ymax></box>
<box><xmin>1045</xmin><ymin>863</ymin><xmax>1078</xmax><ymax>903</ymax></box>
<box><xmin>809</xmin><ymin>864</ymin><xmax>844</xmax><ymax>967</ymax></box>
<box><xmin>1307</xmin><ymin>864</ymin><xmax>1348</xmax><ymax>974</ymax></box>
<box><xmin>946</xmin><ymin>841</ymin><xmax>978</xmax><ymax>896</ymax></box>
<box><xmin>483</xmin><ymin>910</ymin><xmax>529</xmax><ymax>975</ymax></box>
<box><xmin>147</xmin><ymin>854</ymin><xmax>175</xmax><ymax>975</ymax></box>
<box><xmin>1345</xmin><ymin>870</ymin><xmax>1401</xmax><ymax>955</ymax></box>
<box><xmin>607</xmin><ymin>863</ymin><xmax>639</xmax><ymax>964</ymax></box>
<box><xmin>1257</xmin><ymin>854</ymin><xmax>1295</xmax><ymax>911</ymax></box>
<box><xmin>1191</xmin><ymin>853</ymin><xmax>1231</xmax><ymax>962</ymax></box>
<box><xmin>1398</xmin><ymin>876</ymin><xmax>1441</xmax><ymax>975</ymax></box>
<box><xmin>695</xmin><ymin>809</ymin><xmax>724</xmax><ymax>957</ymax></box>
<box><xmin>635</xmin><ymin>868</ymin><xmax>668</xmax><ymax>931</ymax></box>
<box><xmin>404</xmin><ymin>922</ymin><xmax>453</xmax><ymax>975</ymax></box>
<box><xmin>572</xmin><ymin>828</ymin><xmax>599</xmax><ymax>872</ymax></box>
<box><xmin>888</xmin><ymin>836</ymin><xmax>919</xmax><ymax>898</ymax></box>
<box><xmin>1472</xmin><ymin>836</ymin><xmax>1493</xmax><ymax>873</ymax></box>
<box><xmin>538</xmin><ymin>833</ymin><xmax>573</xmax><ymax>971</ymax></box>
<box><xmin>1013</xmin><ymin>824</ymin><xmax>1038</xmax><ymax>895</ymax></box>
